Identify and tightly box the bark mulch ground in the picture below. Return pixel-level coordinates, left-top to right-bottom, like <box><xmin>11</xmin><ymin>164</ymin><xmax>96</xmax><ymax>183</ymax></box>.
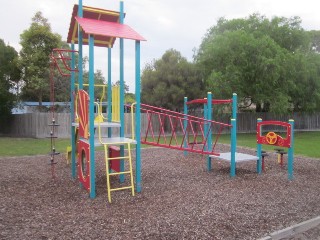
<box><xmin>1</xmin><ymin>145</ymin><xmax>320</xmax><ymax>240</ymax></box>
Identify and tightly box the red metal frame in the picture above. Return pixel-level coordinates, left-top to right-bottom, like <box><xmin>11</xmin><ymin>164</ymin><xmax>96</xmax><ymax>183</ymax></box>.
<box><xmin>257</xmin><ymin>121</ymin><xmax>291</xmax><ymax>148</ymax></box>
<box><xmin>50</xmin><ymin>49</ymin><xmax>79</xmax><ymax>77</ymax></box>
<box><xmin>77</xmin><ymin>140</ymin><xmax>90</xmax><ymax>191</ymax></box>
<box><xmin>77</xmin><ymin>90</ymin><xmax>89</xmax><ymax>139</ymax></box>
<box><xmin>186</xmin><ymin>99</ymin><xmax>233</xmax><ymax>105</ymax></box>
<box><xmin>140</xmin><ymin>104</ymin><xmax>232</xmax><ymax>156</ymax></box>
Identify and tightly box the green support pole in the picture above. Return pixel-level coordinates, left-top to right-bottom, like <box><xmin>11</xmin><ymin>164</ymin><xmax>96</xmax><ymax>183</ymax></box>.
<box><xmin>206</xmin><ymin>92</ymin><xmax>212</xmax><ymax>171</ymax></box>
<box><xmin>135</xmin><ymin>40</ymin><xmax>142</xmax><ymax>192</ymax></box>
<box><xmin>71</xmin><ymin>42</ymin><xmax>76</xmax><ymax>179</ymax></box>
<box><xmin>288</xmin><ymin>119</ymin><xmax>294</xmax><ymax>180</ymax></box>
<box><xmin>257</xmin><ymin>118</ymin><xmax>262</xmax><ymax>174</ymax></box>
<box><xmin>88</xmin><ymin>34</ymin><xmax>96</xmax><ymax>199</ymax></box>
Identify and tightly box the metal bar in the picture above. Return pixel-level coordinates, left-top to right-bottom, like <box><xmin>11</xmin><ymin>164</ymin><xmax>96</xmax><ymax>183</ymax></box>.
<box><xmin>70</xmin><ymin>42</ymin><xmax>76</xmax><ymax>179</ymax></box>
<box><xmin>141</xmin><ymin>104</ymin><xmax>231</xmax><ymax>127</ymax></box>
<box><xmin>109</xmin><ymin>171</ymin><xmax>131</xmax><ymax>176</ymax></box>
<box><xmin>110</xmin><ymin>186</ymin><xmax>133</xmax><ymax>191</ymax></box>
<box><xmin>288</xmin><ymin>119</ymin><xmax>294</xmax><ymax>180</ymax></box>
<box><xmin>107</xmin><ymin>48</ymin><xmax>112</xmax><ymax>138</ymax></box>
<box><xmin>207</xmin><ymin>92</ymin><xmax>212</xmax><ymax>171</ymax></box>
<box><xmin>140</xmin><ymin>141</ymin><xmax>221</xmax><ymax>156</ymax></box>
<box><xmin>107</xmin><ymin>156</ymin><xmax>129</xmax><ymax>160</ymax></box>
<box><xmin>88</xmin><ymin>34</ymin><xmax>95</xmax><ymax>198</ymax></box>
<box><xmin>119</xmin><ymin>0</ymin><xmax>125</xmax><ymax>183</ymax></box>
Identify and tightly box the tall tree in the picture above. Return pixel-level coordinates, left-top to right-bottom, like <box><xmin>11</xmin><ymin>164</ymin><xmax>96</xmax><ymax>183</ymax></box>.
<box><xmin>195</xmin><ymin>14</ymin><xmax>320</xmax><ymax>113</ymax></box>
<box><xmin>19</xmin><ymin>11</ymin><xmax>62</xmax><ymax>105</ymax></box>
<box><xmin>141</xmin><ymin>49</ymin><xmax>204</xmax><ymax>110</ymax></box>
<box><xmin>113</xmin><ymin>80</ymin><xmax>130</xmax><ymax>93</ymax></box>
<box><xmin>0</xmin><ymin>39</ymin><xmax>21</xmax><ymax>126</ymax></box>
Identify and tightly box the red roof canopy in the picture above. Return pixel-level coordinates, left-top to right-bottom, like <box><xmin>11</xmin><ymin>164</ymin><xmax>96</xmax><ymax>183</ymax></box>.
<box><xmin>76</xmin><ymin>16</ymin><xmax>146</xmax><ymax>42</ymax></box>
<box><xmin>67</xmin><ymin>4</ymin><xmax>145</xmax><ymax>48</ymax></box>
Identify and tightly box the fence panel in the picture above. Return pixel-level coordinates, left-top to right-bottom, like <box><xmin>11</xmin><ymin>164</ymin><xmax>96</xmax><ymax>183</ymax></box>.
<box><xmin>1</xmin><ymin>112</ymin><xmax>319</xmax><ymax>138</ymax></box>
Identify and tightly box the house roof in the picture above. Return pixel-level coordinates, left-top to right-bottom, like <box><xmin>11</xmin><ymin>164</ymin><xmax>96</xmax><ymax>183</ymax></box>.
<box><xmin>67</xmin><ymin>4</ymin><xmax>145</xmax><ymax>48</ymax></box>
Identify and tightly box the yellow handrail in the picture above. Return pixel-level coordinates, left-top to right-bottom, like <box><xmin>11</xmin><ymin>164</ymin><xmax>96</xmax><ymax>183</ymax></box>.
<box><xmin>75</xmin><ymin>84</ymin><xmax>107</xmax><ymax>123</ymax></box>
<box><xmin>94</xmin><ymin>102</ymin><xmax>104</xmax><ymax>123</ymax></box>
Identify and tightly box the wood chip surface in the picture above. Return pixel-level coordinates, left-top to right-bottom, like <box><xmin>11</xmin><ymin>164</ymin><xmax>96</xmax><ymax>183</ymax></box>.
<box><xmin>1</xmin><ymin>145</ymin><xmax>320</xmax><ymax>239</ymax></box>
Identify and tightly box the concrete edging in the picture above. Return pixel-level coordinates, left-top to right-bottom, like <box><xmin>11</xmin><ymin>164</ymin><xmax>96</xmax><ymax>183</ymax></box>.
<box><xmin>259</xmin><ymin>216</ymin><xmax>320</xmax><ymax>240</ymax></box>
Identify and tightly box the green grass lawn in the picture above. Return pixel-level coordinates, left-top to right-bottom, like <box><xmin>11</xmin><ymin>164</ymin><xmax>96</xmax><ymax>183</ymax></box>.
<box><xmin>0</xmin><ymin>138</ymin><xmax>71</xmax><ymax>157</ymax></box>
<box><xmin>0</xmin><ymin>131</ymin><xmax>319</xmax><ymax>158</ymax></box>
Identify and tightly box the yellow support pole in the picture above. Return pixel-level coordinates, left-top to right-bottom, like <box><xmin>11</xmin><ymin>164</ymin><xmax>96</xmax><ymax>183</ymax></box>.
<box><xmin>112</xmin><ymin>86</ymin><xmax>120</xmax><ymax>122</ymax></box>
<box><xmin>104</xmin><ymin>145</ymin><xmax>112</xmax><ymax>203</ymax></box>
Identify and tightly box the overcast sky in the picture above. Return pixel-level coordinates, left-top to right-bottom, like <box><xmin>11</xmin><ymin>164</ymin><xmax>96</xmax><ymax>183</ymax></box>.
<box><xmin>1</xmin><ymin>0</ymin><xmax>319</xmax><ymax>93</ymax></box>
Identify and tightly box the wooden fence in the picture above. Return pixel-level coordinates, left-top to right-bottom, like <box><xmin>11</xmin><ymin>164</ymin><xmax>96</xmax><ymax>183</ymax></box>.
<box><xmin>1</xmin><ymin>112</ymin><xmax>319</xmax><ymax>138</ymax></box>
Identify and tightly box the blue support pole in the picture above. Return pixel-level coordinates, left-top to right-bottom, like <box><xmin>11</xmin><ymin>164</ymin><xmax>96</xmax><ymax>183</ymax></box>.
<box><xmin>230</xmin><ymin>119</ymin><xmax>236</xmax><ymax>177</ymax></box>
<box><xmin>107</xmin><ymin>48</ymin><xmax>112</xmax><ymax>138</ymax></box>
<box><xmin>78</xmin><ymin>0</ymin><xmax>83</xmax><ymax>88</ymax></box>
<box><xmin>119</xmin><ymin>1</ymin><xmax>125</xmax><ymax>183</ymax></box>
<box><xmin>183</xmin><ymin>97</ymin><xmax>188</xmax><ymax>156</ymax></box>
<box><xmin>71</xmin><ymin>42</ymin><xmax>76</xmax><ymax>179</ymax></box>
<box><xmin>288</xmin><ymin>119</ymin><xmax>295</xmax><ymax>180</ymax></box>
<box><xmin>230</xmin><ymin>93</ymin><xmax>237</xmax><ymax>177</ymax></box>
<box><xmin>232</xmin><ymin>93</ymin><xmax>237</xmax><ymax>119</ymax></box>
<box><xmin>204</xmin><ymin>99</ymin><xmax>208</xmax><ymax>151</ymax></box>
<box><xmin>88</xmin><ymin>34</ymin><xmax>96</xmax><ymax>198</ymax></box>
<box><xmin>207</xmin><ymin>92</ymin><xmax>212</xmax><ymax>171</ymax></box>
<box><xmin>135</xmin><ymin>40</ymin><xmax>142</xmax><ymax>192</ymax></box>
<box><xmin>256</xmin><ymin>118</ymin><xmax>262</xmax><ymax>174</ymax></box>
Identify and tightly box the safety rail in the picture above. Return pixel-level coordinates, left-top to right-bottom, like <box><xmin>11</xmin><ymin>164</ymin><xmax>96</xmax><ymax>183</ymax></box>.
<box><xmin>137</xmin><ymin>104</ymin><xmax>232</xmax><ymax>156</ymax></box>
<box><xmin>75</xmin><ymin>84</ymin><xmax>107</xmax><ymax>123</ymax></box>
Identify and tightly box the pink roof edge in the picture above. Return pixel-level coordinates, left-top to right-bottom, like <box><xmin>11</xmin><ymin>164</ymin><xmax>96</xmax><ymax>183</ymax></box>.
<box><xmin>75</xmin><ymin>16</ymin><xmax>146</xmax><ymax>41</ymax></box>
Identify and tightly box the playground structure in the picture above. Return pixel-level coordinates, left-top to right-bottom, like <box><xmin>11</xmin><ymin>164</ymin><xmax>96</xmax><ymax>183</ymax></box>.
<box><xmin>184</xmin><ymin>93</ymin><xmax>262</xmax><ymax>177</ymax></box>
<box><xmin>49</xmin><ymin>1</ymin><xmax>295</xmax><ymax>202</ymax></box>
<box><xmin>256</xmin><ymin>119</ymin><xmax>295</xmax><ymax>179</ymax></box>
<box><xmin>135</xmin><ymin>92</ymin><xmax>269</xmax><ymax>178</ymax></box>
<box><xmin>49</xmin><ymin>1</ymin><xmax>146</xmax><ymax>202</ymax></box>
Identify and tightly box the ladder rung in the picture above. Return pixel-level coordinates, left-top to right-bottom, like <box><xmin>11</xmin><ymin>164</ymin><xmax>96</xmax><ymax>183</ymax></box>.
<box><xmin>109</xmin><ymin>171</ymin><xmax>131</xmax><ymax>176</ymax></box>
<box><xmin>110</xmin><ymin>186</ymin><xmax>133</xmax><ymax>192</ymax></box>
<box><xmin>107</xmin><ymin>156</ymin><xmax>129</xmax><ymax>160</ymax></box>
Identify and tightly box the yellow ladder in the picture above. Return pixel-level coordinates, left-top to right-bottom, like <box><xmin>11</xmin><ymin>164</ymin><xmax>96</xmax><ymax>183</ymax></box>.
<box><xmin>103</xmin><ymin>143</ymin><xmax>135</xmax><ymax>203</ymax></box>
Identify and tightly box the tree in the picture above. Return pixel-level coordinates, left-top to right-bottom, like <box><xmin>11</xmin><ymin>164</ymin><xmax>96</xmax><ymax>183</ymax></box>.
<box><xmin>19</xmin><ymin>11</ymin><xmax>62</xmax><ymax>105</ymax></box>
<box><xmin>195</xmin><ymin>14</ymin><xmax>320</xmax><ymax>112</ymax></box>
<box><xmin>113</xmin><ymin>80</ymin><xmax>129</xmax><ymax>93</ymax></box>
<box><xmin>141</xmin><ymin>49</ymin><xmax>204</xmax><ymax>110</ymax></box>
<box><xmin>0</xmin><ymin>39</ymin><xmax>21</xmax><ymax>126</ymax></box>
<box><xmin>288</xmin><ymin>52</ymin><xmax>320</xmax><ymax>112</ymax></box>
<box><xmin>112</xmin><ymin>80</ymin><xmax>135</xmax><ymax>104</ymax></box>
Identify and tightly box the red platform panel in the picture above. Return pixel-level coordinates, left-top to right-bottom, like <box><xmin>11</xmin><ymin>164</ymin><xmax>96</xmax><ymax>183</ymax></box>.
<box><xmin>109</xmin><ymin>146</ymin><xmax>120</xmax><ymax>172</ymax></box>
<box><xmin>257</xmin><ymin>121</ymin><xmax>291</xmax><ymax>148</ymax></box>
<box><xmin>77</xmin><ymin>140</ymin><xmax>90</xmax><ymax>191</ymax></box>
<box><xmin>77</xmin><ymin>90</ymin><xmax>89</xmax><ymax>139</ymax></box>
